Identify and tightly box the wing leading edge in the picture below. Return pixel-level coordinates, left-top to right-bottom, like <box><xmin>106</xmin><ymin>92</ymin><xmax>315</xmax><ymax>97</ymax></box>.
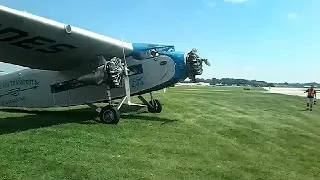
<box><xmin>0</xmin><ymin>5</ymin><xmax>133</xmax><ymax>72</ymax></box>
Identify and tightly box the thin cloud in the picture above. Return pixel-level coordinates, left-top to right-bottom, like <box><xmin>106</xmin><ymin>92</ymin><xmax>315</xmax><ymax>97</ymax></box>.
<box><xmin>207</xmin><ymin>2</ymin><xmax>216</xmax><ymax>7</ymax></box>
<box><xmin>287</xmin><ymin>12</ymin><xmax>298</xmax><ymax>19</ymax></box>
<box><xmin>224</xmin><ymin>0</ymin><xmax>248</xmax><ymax>3</ymax></box>
<box><xmin>202</xmin><ymin>0</ymin><xmax>216</xmax><ymax>8</ymax></box>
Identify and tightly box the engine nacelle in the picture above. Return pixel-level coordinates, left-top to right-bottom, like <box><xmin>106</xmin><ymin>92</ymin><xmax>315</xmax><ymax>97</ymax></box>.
<box><xmin>77</xmin><ymin>57</ymin><xmax>125</xmax><ymax>88</ymax></box>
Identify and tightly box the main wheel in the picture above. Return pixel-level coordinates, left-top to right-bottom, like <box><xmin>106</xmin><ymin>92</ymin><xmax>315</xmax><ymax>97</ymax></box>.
<box><xmin>148</xmin><ymin>99</ymin><xmax>162</xmax><ymax>113</ymax></box>
<box><xmin>99</xmin><ymin>105</ymin><xmax>120</xmax><ymax>124</ymax></box>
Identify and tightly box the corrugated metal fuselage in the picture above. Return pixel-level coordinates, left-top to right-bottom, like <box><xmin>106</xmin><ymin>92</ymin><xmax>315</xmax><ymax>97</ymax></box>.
<box><xmin>0</xmin><ymin>54</ymin><xmax>185</xmax><ymax>108</ymax></box>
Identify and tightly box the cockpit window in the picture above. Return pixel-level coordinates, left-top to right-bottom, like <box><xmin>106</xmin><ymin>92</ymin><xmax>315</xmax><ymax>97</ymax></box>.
<box><xmin>131</xmin><ymin>49</ymin><xmax>158</xmax><ymax>60</ymax></box>
<box><xmin>131</xmin><ymin>45</ymin><xmax>175</xmax><ymax>60</ymax></box>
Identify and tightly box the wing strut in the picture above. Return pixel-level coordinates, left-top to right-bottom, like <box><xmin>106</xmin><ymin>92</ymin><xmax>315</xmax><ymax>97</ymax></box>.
<box><xmin>118</xmin><ymin>38</ymin><xmax>147</xmax><ymax>108</ymax></box>
<box><xmin>122</xmin><ymin>38</ymin><xmax>132</xmax><ymax>106</ymax></box>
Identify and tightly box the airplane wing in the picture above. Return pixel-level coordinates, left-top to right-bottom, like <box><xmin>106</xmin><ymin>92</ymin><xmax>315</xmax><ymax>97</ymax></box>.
<box><xmin>0</xmin><ymin>5</ymin><xmax>133</xmax><ymax>73</ymax></box>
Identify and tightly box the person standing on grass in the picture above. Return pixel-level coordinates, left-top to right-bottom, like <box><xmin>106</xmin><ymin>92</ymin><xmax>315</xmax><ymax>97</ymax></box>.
<box><xmin>305</xmin><ymin>85</ymin><xmax>316</xmax><ymax>111</ymax></box>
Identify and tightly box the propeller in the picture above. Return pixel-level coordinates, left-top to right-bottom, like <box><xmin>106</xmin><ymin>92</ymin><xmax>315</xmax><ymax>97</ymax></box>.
<box><xmin>185</xmin><ymin>48</ymin><xmax>211</xmax><ymax>82</ymax></box>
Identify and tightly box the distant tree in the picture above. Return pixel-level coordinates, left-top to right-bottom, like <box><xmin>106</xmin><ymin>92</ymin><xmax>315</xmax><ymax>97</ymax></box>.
<box><xmin>210</xmin><ymin>78</ymin><xmax>218</xmax><ymax>85</ymax></box>
<box><xmin>177</xmin><ymin>77</ymin><xmax>319</xmax><ymax>87</ymax></box>
<box><xmin>267</xmin><ymin>83</ymin><xmax>275</xmax><ymax>87</ymax></box>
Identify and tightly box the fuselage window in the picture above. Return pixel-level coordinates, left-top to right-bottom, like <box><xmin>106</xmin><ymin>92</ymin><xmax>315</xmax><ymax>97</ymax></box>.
<box><xmin>128</xmin><ymin>64</ymin><xmax>143</xmax><ymax>76</ymax></box>
<box><xmin>51</xmin><ymin>83</ymin><xmax>67</xmax><ymax>93</ymax></box>
<box><xmin>50</xmin><ymin>79</ymin><xmax>84</xmax><ymax>93</ymax></box>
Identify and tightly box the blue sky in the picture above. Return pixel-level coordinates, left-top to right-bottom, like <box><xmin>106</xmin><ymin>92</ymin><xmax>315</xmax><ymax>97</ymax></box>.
<box><xmin>0</xmin><ymin>0</ymin><xmax>319</xmax><ymax>83</ymax></box>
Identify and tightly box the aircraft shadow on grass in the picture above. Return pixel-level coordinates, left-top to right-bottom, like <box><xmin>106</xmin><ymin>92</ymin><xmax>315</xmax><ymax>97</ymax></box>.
<box><xmin>0</xmin><ymin>105</ymin><xmax>177</xmax><ymax>135</ymax></box>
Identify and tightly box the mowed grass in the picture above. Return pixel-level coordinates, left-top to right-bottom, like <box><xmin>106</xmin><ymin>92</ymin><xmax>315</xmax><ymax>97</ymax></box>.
<box><xmin>0</xmin><ymin>86</ymin><xmax>319</xmax><ymax>180</ymax></box>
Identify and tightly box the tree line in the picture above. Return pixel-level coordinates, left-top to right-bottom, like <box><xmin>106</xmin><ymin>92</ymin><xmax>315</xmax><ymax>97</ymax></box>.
<box><xmin>181</xmin><ymin>78</ymin><xmax>319</xmax><ymax>88</ymax></box>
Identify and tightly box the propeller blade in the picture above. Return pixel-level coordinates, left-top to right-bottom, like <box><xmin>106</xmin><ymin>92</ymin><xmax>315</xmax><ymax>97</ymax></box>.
<box><xmin>203</xmin><ymin>59</ymin><xmax>211</xmax><ymax>66</ymax></box>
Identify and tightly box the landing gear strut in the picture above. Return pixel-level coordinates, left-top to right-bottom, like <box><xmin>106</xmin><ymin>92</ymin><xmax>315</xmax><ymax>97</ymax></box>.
<box><xmin>81</xmin><ymin>55</ymin><xmax>163</xmax><ymax>124</ymax></box>
<box><xmin>86</xmin><ymin>92</ymin><xmax>162</xmax><ymax>124</ymax></box>
<box><xmin>137</xmin><ymin>93</ymin><xmax>162</xmax><ymax>113</ymax></box>
<box><xmin>146</xmin><ymin>93</ymin><xmax>162</xmax><ymax>113</ymax></box>
<box><xmin>148</xmin><ymin>99</ymin><xmax>162</xmax><ymax>113</ymax></box>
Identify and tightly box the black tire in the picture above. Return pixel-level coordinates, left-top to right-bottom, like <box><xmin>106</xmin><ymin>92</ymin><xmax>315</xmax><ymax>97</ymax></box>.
<box><xmin>148</xmin><ymin>99</ymin><xmax>162</xmax><ymax>113</ymax></box>
<box><xmin>99</xmin><ymin>105</ymin><xmax>120</xmax><ymax>124</ymax></box>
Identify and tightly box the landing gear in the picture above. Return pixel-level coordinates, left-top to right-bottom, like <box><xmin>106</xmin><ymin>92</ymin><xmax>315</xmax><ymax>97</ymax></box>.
<box><xmin>99</xmin><ymin>105</ymin><xmax>120</xmax><ymax>124</ymax></box>
<box><xmin>137</xmin><ymin>93</ymin><xmax>162</xmax><ymax>113</ymax></box>
<box><xmin>87</xmin><ymin>95</ymin><xmax>162</xmax><ymax>124</ymax></box>
<box><xmin>86</xmin><ymin>92</ymin><xmax>163</xmax><ymax>124</ymax></box>
<box><xmin>148</xmin><ymin>99</ymin><xmax>162</xmax><ymax>113</ymax></box>
<box><xmin>146</xmin><ymin>92</ymin><xmax>162</xmax><ymax>113</ymax></box>
<box><xmin>82</xmin><ymin>55</ymin><xmax>163</xmax><ymax>124</ymax></box>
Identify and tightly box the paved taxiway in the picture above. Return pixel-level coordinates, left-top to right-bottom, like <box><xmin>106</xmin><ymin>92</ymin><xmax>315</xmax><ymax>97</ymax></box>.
<box><xmin>262</xmin><ymin>87</ymin><xmax>315</xmax><ymax>97</ymax></box>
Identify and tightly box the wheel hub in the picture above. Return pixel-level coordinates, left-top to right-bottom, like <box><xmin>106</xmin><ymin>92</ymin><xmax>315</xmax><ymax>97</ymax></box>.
<box><xmin>103</xmin><ymin>110</ymin><xmax>114</xmax><ymax>122</ymax></box>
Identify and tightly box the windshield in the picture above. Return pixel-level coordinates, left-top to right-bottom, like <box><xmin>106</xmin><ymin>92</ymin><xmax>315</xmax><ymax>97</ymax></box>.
<box><xmin>130</xmin><ymin>44</ymin><xmax>175</xmax><ymax>60</ymax></box>
<box><xmin>147</xmin><ymin>44</ymin><xmax>175</xmax><ymax>53</ymax></box>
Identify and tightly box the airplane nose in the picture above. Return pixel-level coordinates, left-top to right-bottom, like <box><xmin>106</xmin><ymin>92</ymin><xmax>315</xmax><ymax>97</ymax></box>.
<box><xmin>184</xmin><ymin>48</ymin><xmax>210</xmax><ymax>82</ymax></box>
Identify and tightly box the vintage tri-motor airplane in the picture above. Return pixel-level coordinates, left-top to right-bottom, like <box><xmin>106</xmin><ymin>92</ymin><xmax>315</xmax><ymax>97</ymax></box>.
<box><xmin>0</xmin><ymin>5</ymin><xmax>210</xmax><ymax>124</ymax></box>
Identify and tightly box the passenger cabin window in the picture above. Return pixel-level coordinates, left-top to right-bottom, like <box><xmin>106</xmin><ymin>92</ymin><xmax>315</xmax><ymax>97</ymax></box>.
<box><xmin>128</xmin><ymin>64</ymin><xmax>143</xmax><ymax>76</ymax></box>
<box><xmin>51</xmin><ymin>83</ymin><xmax>68</xmax><ymax>93</ymax></box>
<box><xmin>50</xmin><ymin>79</ymin><xmax>84</xmax><ymax>93</ymax></box>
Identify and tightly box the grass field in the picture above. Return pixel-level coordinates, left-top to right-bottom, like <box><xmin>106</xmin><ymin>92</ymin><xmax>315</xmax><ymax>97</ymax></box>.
<box><xmin>0</xmin><ymin>86</ymin><xmax>319</xmax><ymax>180</ymax></box>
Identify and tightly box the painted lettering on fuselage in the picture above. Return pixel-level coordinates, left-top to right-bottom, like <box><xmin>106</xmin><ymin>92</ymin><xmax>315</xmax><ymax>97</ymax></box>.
<box><xmin>0</xmin><ymin>86</ymin><xmax>39</xmax><ymax>98</ymax></box>
<box><xmin>0</xmin><ymin>78</ymin><xmax>40</xmax><ymax>105</ymax></box>
<box><xmin>0</xmin><ymin>78</ymin><xmax>40</xmax><ymax>101</ymax></box>
<box><xmin>132</xmin><ymin>76</ymin><xmax>144</xmax><ymax>88</ymax></box>
<box><xmin>0</xmin><ymin>79</ymin><xmax>39</xmax><ymax>89</ymax></box>
<box><xmin>0</xmin><ymin>24</ymin><xmax>77</xmax><ymax>53</ymax></box>
<box><xmin>0</xmin><ymin>96</ymin><xmax>26</xmax><ymax>106</ymax></box>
